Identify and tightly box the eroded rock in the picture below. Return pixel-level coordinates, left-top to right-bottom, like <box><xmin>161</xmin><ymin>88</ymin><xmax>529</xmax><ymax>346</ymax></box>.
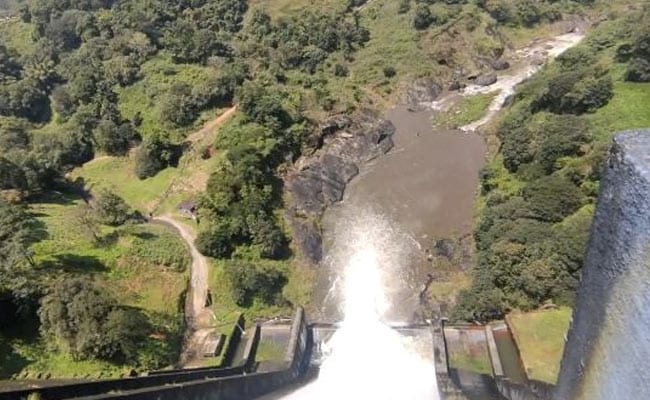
<box><xmin>405</xmin><ymin>77</ymin><xmax>442</xmax><ymax>105</ymax></box>
<box><xmin>285</xmin><ymin>112</ymin><xmax>396</xmax><ymax>265</ymax></box>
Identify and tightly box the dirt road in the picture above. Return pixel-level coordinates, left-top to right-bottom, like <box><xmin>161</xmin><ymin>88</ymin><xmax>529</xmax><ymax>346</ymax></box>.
<box><xmin>187</xmin><ymin>105</ymin><xmax>237</xmax><ymax>144</ymax></box>
<box><xmin>154</xmin><ymin>215</ymin><xmax>214</xmax><ymax>366</ymax></box>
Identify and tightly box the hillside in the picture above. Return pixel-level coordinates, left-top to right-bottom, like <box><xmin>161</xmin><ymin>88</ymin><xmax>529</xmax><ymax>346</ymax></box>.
<box><xmin>454</xmin><ymin>6</ymin><xmax>650</xmax><ymax>322</ymax></box>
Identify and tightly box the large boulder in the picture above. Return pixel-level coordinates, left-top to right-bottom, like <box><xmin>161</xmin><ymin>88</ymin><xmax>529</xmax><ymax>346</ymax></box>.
<box><xmin>475</xmin><ymin>72</ymin><xmax>498</xmax><ymax>86</ymax></box>
<box><xmin>405</xmin><ymin>77</ymin><xmax>442</xmax><ymax>105</ymax></box>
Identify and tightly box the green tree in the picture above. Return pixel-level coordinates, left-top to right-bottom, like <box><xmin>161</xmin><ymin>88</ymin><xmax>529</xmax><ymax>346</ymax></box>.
<box><xmin>94</xmin><ymin>189</ymin><xmax>130</xmax><ymax>226</ymax></box>
<box><xmin>224</xmin><ymin>262</ymin><xmax>287</xmax><ymax>307</ymax></box>
<box><xmin>522</xmin><ymin>175</ymin><xmax>584</xmax><ymax>223</ymax></box>
<box><xmin>135</xmin><ymin>136</ymin><xmax>177</xmax><ymax>179</ymax></box>
<box><xmin>160</xmin><ymin>83</ymin><xmax>198</xmax><ymax>127</ymax></box>
<box><xmin>39</xmin><ymin>278</ymin><xmax>149</xmax><ymax>362</ymax></box>
<box><xmin>0</xmin><ymin>200</ymin><xmax>37</xmax><ymax>294</ymax></box>
<box><xmin>93</xmin><ymin>119</ymin><xmax>134</xmax><ymax>156</ymax></box>
<box><xmin>196</xmin><ymin>223</ymin><xmax>234</xmax><ymax>259</ymax></box>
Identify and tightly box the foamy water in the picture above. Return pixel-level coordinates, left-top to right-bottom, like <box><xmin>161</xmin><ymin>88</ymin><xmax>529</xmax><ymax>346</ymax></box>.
<box><xmin>284</xmin><ymin>211</ymin><xmax>439</xmax><ymax>400</ymax></box>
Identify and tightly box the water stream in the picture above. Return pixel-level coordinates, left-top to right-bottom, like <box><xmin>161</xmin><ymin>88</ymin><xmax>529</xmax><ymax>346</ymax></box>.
<box><xmin>284</xmin><ymin>210</ymin><xmax>439</xmax><ymax>400</ymax></box>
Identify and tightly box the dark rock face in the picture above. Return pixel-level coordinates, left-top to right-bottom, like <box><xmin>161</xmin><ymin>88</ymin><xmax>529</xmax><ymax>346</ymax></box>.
<box><xmin>475</xmin><ymin>72</ymin><xmax>497</xmax><ymax>86</ymax></box>
<box><xmin>285</xmin><ymin>113</ymin><xmax>396</xmax><ymax>264</ymax></box>
<box><xmin>405</xmin><ymin>77</ymin><xmax>442</xmax><ymax>105</ymax></box>
<box><xmin>556</xmin><ymin>130</ymin><xmax>650</xmax><ymax>400</ymax></box>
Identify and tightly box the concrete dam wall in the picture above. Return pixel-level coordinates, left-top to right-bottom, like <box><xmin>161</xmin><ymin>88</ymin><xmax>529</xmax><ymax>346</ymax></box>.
<box><xmin>556</xmin><ymin>130</ymin><xmax>650</xmax><ymax>400</ymax></box>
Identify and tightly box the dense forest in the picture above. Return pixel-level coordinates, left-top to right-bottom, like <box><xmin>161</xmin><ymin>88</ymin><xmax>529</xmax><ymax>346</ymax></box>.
<box><xmin>0</xmin><ymin>0</ymin><xmax>639</xmax><ymax>377</ymax></box>
<box><xmin>454</xmin><ymin>8</ymin><xmax>650</xmax><ymax>322</ymax></box>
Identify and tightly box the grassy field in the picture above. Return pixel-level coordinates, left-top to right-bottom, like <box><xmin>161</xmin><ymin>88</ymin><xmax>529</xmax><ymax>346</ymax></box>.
<box><xmin>207</xmin><ymin>259</ymin><xmax>293</xmax><ymax>327</ymax></box>
<box><xmin>117</xmin><ymin>54</ymin><xmax>223</xmax><ymax>141</ymax></box>
<box><xmin>0</xmin><ymin>192</ymin><xmax>191</xmax><ymax>379</ymax></box>
<box><xmin>433</xmin><ymin>93</ymin><xmax>497</xmax><ymax>129</ymax></box>
<box><xmin>588</xmin><ymin>80</ymin><xmax>650</xmax><ymax>140</ymax></box>
<box><xmin>70</xmin><ymin>109</ymin><xmax>229</xmax><ymax>215</ymax></box>
<box><xmin>507</xmin><ymin>307</ymin><xmax>572</xmax><ymax>384</ymax></box>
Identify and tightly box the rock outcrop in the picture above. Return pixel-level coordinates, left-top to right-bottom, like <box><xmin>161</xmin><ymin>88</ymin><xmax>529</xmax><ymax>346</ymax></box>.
<box><xmin>285</xmin><ymin>112</ymin><xmax>396</xmax><ymax>264</ymax></box>
<box><xmin>475</xmin><ymin>72</ymin><xmax>498</xmax><ymax>86</ymax></box>
<box><xmin>404</xmin><ymin>77</ymin><xmax>442</xmax><ymax>106</ymax></box>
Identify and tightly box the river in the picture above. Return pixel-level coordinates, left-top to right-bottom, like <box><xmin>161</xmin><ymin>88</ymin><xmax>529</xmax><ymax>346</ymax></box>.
<box><xmin>278</xmin><ymin>31</ymin><xmax>585</xmax><ymax>400</ymax></box>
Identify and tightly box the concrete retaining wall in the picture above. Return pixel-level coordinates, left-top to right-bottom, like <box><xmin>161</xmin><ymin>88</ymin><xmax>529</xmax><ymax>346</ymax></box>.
<box><xmin>81</xmin><ymin>308</ymin><xmax>309</xmax><ymax>400</ymax></box>
<box><xmin>0</xmin><ymin>308</ymin><xmax>308</xmax><ymax>400</ymax></box>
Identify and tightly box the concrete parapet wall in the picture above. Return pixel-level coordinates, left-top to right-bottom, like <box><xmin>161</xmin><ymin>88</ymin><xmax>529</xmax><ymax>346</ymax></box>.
<box><xmin>0</xmin><ymin>367</ymin><xmax>247</xmax><ymax>400</ymax></box>
<box><xmin>220</xmin><ymin>313</ymin><xmax>246</xmax><ymax>368</ymax></box>
<box><xmin>556</xmin><ymin>130</ymin><xmax>650</xmax><ymax>400</ymax></box>
<box><xmin>240</xmin><ymin>324</ymin><xmax>261</xmax><ymax>371</ymax></box>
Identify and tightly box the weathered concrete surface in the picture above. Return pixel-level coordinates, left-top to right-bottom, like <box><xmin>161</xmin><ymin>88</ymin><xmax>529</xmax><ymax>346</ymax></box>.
<box><xmin>556</xmin><ymin>130</ymin><xmax>650</xmax><ymax>400</ymax></box>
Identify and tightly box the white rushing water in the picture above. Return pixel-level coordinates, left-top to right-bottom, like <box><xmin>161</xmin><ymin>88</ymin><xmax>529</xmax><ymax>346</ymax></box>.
<box><xmin>459</xmin><ymin>32</ymin><xmax>584</xmax><ymax>132</ymax></box>
<box><xmin>284</xmin><ymin>210</ymin><xmax>439</xmax><ymax>400</ymax></box>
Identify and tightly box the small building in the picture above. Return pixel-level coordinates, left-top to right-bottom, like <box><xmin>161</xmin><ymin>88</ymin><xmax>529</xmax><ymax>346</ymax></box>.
<box><xmin>177</xmin><ymin>201</ymin><xmax>197</xmax><ymax>219</ymax></box>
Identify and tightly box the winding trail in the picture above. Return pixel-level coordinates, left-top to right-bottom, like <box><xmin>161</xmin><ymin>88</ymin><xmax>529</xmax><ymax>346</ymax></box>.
<box><xmin>153</xmin><ymin>215</ymin><xmax>214</xmax><ymax>366</ymax></box>
<box><xmin>150</xmin><ymin>106</ymin><xmax>238</xmax><ymax>366</ymax></box>
<box><xmin>187</xmin><ymin>105</ymin><xmax>237</xmax><ymax>144</ymax></box>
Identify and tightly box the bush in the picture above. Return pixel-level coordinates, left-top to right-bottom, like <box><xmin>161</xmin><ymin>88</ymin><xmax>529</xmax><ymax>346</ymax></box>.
<box><xmin>39</xmin><ymin>278</ymin><xmax>149</xmax><ymax>363</ymax></box>
<box><xmin>196</xmin><ymin>223</ymin><xmax>235</xmax><ymax>259</ymax></box>
<box><xmin>333</xmin><ymin>63</ymin><xmax>349</xmax><ymax>77</ymax></box>
<box><xmin>522</xmin><ymin>175</ymin><xmax>584</xmax><ymax>222</ymax></box>
<box><xmin>383</xmin><ymin>66</ymin><xmax>396</xmax><ymax>78</ymax></box>
<box><xmin>413</xmin><ymin>5</ymin><xmax>433</xmax><ymax>30</ymax></box>
<box><xmin>224</xmin><ymin>261</ymin><xmax>287</xmax><ymax>307</ymax></box>
<box><xmin>94</xmin><ymin>189</ymin><xmax>130</xmax><ymax>226</ymax></box>
<box><xmin>398</xmin><ymin>0</ymin><xmax>410</xmax><ymax>14</ymax></box>
<box><xmin>626</xmin><ymin>58</ymin><xmax>650</xmax><ymax>82</ymax></box>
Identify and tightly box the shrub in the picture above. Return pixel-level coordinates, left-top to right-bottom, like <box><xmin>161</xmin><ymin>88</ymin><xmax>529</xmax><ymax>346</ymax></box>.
<box><xmin>398</xmin><ymin>0</ymin><xmax>410</xmax><ymax>14</ymax></box>
<box><xmin>626</xmin><ymin>58</ymin><xmax>650</xmax><ymax>82</ymax></box>
<box><xmin>522</xmin><ymin>175</ymin><xmax>584</xmax><ymax>223</ymax></box>
<box><xmin>94</xmin><ymin>189</ymin><xmax>130</xmax><ymax>226</ymax></box>
<box><xmin>333</xmin><ymin>63</ymin><xmax>349</xmax><ymax>77</ymax></box>
<box><xmin>383</xmin><ymin>66</ymin><xmax>396</xmax><ymax>78</ymax></box>
<box><xmin>196</xmin><ymin>223</ymin><xmax>234</xmax><ymax>259</ymax></box>
<box><xmin>413</xmin><ymin>5</ymin><xmax>433</xmax><ymax>30</ymax></box>
<box><xmin>39</xmin><ymin>278</ymin><xmax>149</xmax><ymax>363</ymax></box>
<box><xmin>224</xmin><ymin>261</ymin><xmax>287</xmax><ymax>307</ymax></box>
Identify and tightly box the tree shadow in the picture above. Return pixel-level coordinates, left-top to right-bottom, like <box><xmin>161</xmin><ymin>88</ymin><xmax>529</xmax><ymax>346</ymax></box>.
<box><xmin>130</xmin><ymin>231</ymin><xmax>157</xmax><ymax>240</ymax></box>
<box><xmin>27</xmin><ymin>216</ymin><xmax>49</xmax><ymax>243</ymax></box>
<box><xmin>96</xmin><ymin>231</ymin><xmax>119</xmax><ymax>248</ymax></box>
<box><xmin>0</xmin><ymin>301</ymin><xmax>39</xmax><ymax>379</ymax></box>
<box><xmin>26</xmin><ymin>190</ymin><xmax>83</xmax><ymax>206</ymax></box>
<box><xmin>40</xmin><ymin>254</ymin><xmax>107</xmax><ymax>274</ymax></box>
